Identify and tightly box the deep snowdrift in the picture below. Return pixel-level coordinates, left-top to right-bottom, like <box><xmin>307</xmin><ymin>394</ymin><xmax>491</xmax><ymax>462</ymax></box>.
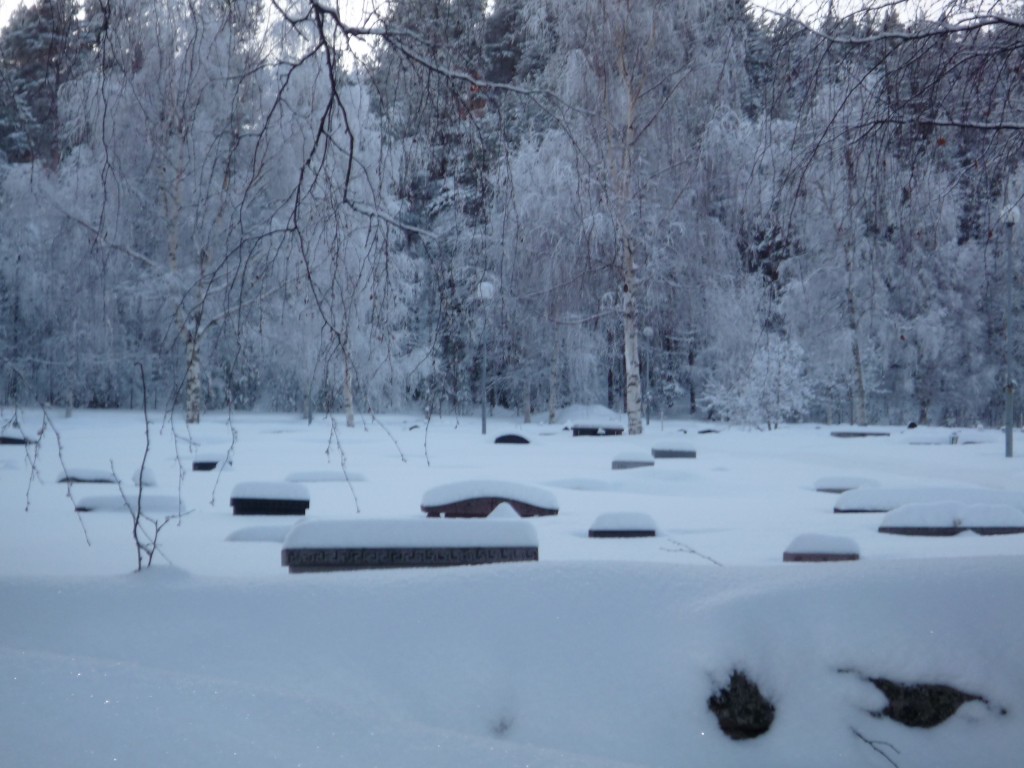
<box><xmin>2</xmin><ymin>409</ymin><xmax>1023</xmax><ymax>767</ymax></box>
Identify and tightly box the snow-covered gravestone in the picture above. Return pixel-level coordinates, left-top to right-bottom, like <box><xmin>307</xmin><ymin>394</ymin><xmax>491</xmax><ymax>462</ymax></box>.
<box><xmin>650</xmin><ymin>440</ymin><xmax>696</xmax><ymax>459</ymax></box>
<box><xmin>588</xmin><ymin>512</ymin><xmax>657</xmax><ymax>538</ymax></box>
<box><xmin>57</xmin><ymin>467</ymin><xmax>118</xmax><ymax>484</ymax></box>
<box><xmin>74</xmin><ymin>495</ymin><xmax>183</xmax><ymax>515</ymax></box>
<box><xmin>284</xmin><ymin>470</ymin><xmax>366</xmax><ymax>483</ymax></box>
<box><xmin>281</xmin><ymin>518</ymin><xmax>539</xmax><ymax>573</ymax></box>
<box><xmin>570</xmin><ymin>423</ymin><xmax>624</xmax><ymax>437</ymax></box>
<box><xmin>783</xmin><ymin>534</ymin><xmax>859</xmax><ymax>562</ymax></box>
<box><xmin>878</xmin><ymin>502</ymin><xmax>1024</xmax><ymax>536</ymax></box>
<box><xmin>231</xmin><ymin>481</ymin><xmax>310</xmax><ymax>516</ymax></box>
<box><xmin>834</xmin><ymin>487</ymin><xmax>1024</xmax><ymax>514</ymax></box>
<box><xmin>813</xmin><ymin>476</ymin><xmax>878</xmax><ymax>494</ymax></box>
<box><xmin>612</xmin><ymin>452</ymin><xmax>655</xmax><ymax>470</ymax></box>
<box><xmin>494</xmin><ymin>433</ymin><xmax>530</xmax><ymax>445</ymax></box>
<box><xmin>420</xmin><ymin>480</ymin><xmax>558</xmax><ymax>518</ymax></box>
<box><xmin>193</xmin><ymin>449</ymin><xmax>231</xmax><ymax>472</ymax></box>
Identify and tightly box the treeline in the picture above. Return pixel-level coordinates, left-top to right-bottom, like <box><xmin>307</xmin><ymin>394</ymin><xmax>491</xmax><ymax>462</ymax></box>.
<box><xmin>1</xmin><ymin>0</ymin><xmax>1022</xmax><ymax>429</ymax></box>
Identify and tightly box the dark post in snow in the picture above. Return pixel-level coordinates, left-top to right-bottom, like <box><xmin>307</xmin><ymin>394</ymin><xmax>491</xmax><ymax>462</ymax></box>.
<box><xmin>1002</xmin><ymin>205</ymin><xmax>1019</xmax><ymax>458</ymax></box>
<box><xmin>478</xmin><ymin>281</ymin><xmax>495</xmax><ymax>435</ymax></box>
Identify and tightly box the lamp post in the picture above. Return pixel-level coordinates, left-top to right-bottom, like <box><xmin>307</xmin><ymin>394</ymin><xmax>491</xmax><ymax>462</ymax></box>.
<box><xmin>477</xmin><ymin>280</ymin><xmax>495</xmax><ymax>435</ymax></box>
<box><xmin>1001</xmin><ymin>204</ymin><xmax>1020</xmax><ymax>458</ymax></box>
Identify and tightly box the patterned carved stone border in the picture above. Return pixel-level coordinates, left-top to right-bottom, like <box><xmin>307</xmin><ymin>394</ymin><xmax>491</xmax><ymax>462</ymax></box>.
<box><xmin>282</xmin><ymin>546</ymin><xmax>539</xmax><ymax>573</ymax></box>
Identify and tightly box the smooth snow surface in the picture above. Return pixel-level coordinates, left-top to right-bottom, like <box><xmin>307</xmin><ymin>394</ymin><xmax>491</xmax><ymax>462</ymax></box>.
<box><xmin>230</xmin><ymin>480</ymin><xmax>311</xmax><ymax>501</ymax></box>
<box><xmin>2</xmin><ymin>410</ymin><xmax>1024</xmax><ymax>767</ymax></box>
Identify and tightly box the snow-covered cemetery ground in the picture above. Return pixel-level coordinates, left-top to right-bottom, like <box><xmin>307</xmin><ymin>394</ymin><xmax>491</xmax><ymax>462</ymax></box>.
<box><xmin>2</xmin><ymin>405</ymin><xmax>1024</xmax><ymax>767</ymax></box>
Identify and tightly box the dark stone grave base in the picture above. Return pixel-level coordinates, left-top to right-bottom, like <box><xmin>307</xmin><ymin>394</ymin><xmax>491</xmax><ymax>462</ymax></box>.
<box><xmin>495</xmin><ymin>434</ymin><xmax>530</xmax><ymax>444</ymax></box>
<box><xmin>879</xmin><ymin>525</ymin><xmax>1024</xmax><ymax>536</ymax></box>
<box><xmin>783</xmin><ymin>551</ymin><xmax>859</xmax><ymax>562</ymax></box>
<box><xmin>651</xmin><ymin>448</ymin><xmax>696</xmax><ymax>459</ymax></box>
<box><xmin>232</xmin><ymin>498</ymin><xmax>309</xmax><ymax>516</ymax></box>
<box><xmin>588</xmin><ymin>529</ymin><xmax>656</xmax><ymax>538</ymax></box>
<box><xmin>282</xmin><ymin>546</ymin><xmax>538</xmax><ymax>573</ymax></box>
<box><xmin>193</xmin><ymin>461</ymin><xmax>219</xmax><ymax>471</ymax></box>
<box><xmin>612</xmin><ymin>459</ymin><xmax>654</xmax><ymax>470</ymax></box>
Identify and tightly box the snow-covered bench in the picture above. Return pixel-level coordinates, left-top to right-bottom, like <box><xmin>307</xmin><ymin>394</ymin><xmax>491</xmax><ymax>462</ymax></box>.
<box><xmin>281</xmin><ymin>518</ymin><xmax>539</xmax><ymax>573</ymax></box>
<box><xmin>231</xmin><ymin>481</ymin><xmax>310</xmax><ymax>516</ymax></box>
<box><xmin>420</xmin><ymin>480</ymin><xmax>558</xmax><ymax>518</ymax></box>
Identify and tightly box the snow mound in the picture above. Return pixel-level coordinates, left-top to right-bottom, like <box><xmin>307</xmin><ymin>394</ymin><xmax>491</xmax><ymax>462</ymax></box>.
<box><xmin>835</xmin><ymin>487</ymin><xmax>1024</xmax><ymax>514</ymax></box>
<box><xmin>590</xmin><ymin>512</ymin><xmax>657</xmax><ymax>534</ymax></box>
<box><xmin>784</xmin><ymin>533</ymin><xmax>860</xmax><ymax>556</ymax></box>
<box><xmin>813</xmin><ymin>476</ymin><xmax>879</xmax><ymax>494</ymax></box>
<box><xmin>284</xmin><ymin>470</ymin><xmax>366</xmax><ymax>483</ymax></box>
<box><xmin>226</xmin><ymin>526</ymin><xmax>292</xmax><ymax>543</ymax></box>
<box><xmin>74</xmin><ymin>494</ymin><xmax>184</xmax><ymax>515</ymax></box>
<box><xmin>880</xmin><ymin>502</ymin><xmax>1024</xmax><ymax>531</ymax></box>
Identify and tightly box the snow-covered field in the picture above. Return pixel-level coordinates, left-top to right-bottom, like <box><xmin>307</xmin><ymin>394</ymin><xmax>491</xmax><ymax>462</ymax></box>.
<box><xmin>2</xmin><ymin>407</ymin><xmax>1023</xmax><ymax>767</ymax></box>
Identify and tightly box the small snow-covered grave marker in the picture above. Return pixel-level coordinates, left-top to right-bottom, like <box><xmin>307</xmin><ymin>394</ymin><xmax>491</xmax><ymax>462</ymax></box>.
<box><xmin>57</xmin><ymin>467</ymin><xmax>118</xmax><ymax>484</ymax></box>
<box><xmin>74</xmin><ymin>495</ymin><xmax>183</xmax><ymax>515</ymax></box>
<box><xmin>878</xmin><ymin>502</ymin><xmax>1024</xmax><ymax>536</ymax></box>
<box><xmin>830</xmin><ymin>429</ymin><xmax>890</xmax><ymax>438</ymax></box>
<box><xmin>230</xmin><ymin>481</ymin><xmax>310</xmax><ymax>516</ymax></box>
<box><xmin>611</xmin><ymin>452</ymin><xmax>655</xmax><ymax>470</ymax></box>
<box><xmin>0</xmin><ymin>428</ymin><xmax>35</xmax><ymax>445</ymax></box>
<box><xmin>192</xmin><ymin>449</ymin><xmax>231</xmax><ymax>472</ymax></box>
<box><xmin>650</xmin><ymin>440</ymin><xmax>697</xmax><ymax>459</ymax></box>
<box><xmin>284</xmin><ymin>470</ymin><xmax>366</xmax><ymax>483</ymax></box>
<box><xmin>571</xmin><ymin>423</ymin><xmax>624</xmax><ymax>437</ymax></box>
<box><xmin>281</xmin><ymin>518</ymin><xmax>539</xmax><ymax>573</ymax></box>
<box><xmin>588</xmin><ymin>512</ymin><xmax>657</xmax><ymax>538</ymax></box>
<box><xmin>834</xmin><ymin>487</ymin><xmax>1024</xmax><ymax>514</ymax></box>
<box><xmin>494</xmin><ymin>433</ymin><xmax>530</xmax><ymax>444</ymax></box>
<box><xmin>783</xmin><ymin>534</ymin><xmax>859</xmax><ymax>562</ymax></box>
<box><xmin>813</xmin><ymin>476</ymin><xmax>879</xmax><ymax>494</ymax></box>
<box><xmin>420</xmin><ymin>479</ymin><xmax>558</xmax><ymax>518</ymax></box>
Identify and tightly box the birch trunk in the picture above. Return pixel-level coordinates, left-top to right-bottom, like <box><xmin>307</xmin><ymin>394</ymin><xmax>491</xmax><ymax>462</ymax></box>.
<box><xmin>343</xmin><ymin>336</ymin><xmax>355</xmax><ymax>428</ymax></box>
<box><xmin>185</xmin><ymin>326</ymin><xmax>202</xmax><ymax>424</ymax></box>
<box><xmin>548</xmin><ymin>339</ymin><xmax>560</xmax><ymax>424</ymax></box>
<box><xmin>622</xmin><ymin>240</ymin><xmax>643</xmax><ymax>435</ymax></box>
<box><xmin>844</xmin><ymin>248</ymin><xmax>867</xmax><ymax>426</ymax></box>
